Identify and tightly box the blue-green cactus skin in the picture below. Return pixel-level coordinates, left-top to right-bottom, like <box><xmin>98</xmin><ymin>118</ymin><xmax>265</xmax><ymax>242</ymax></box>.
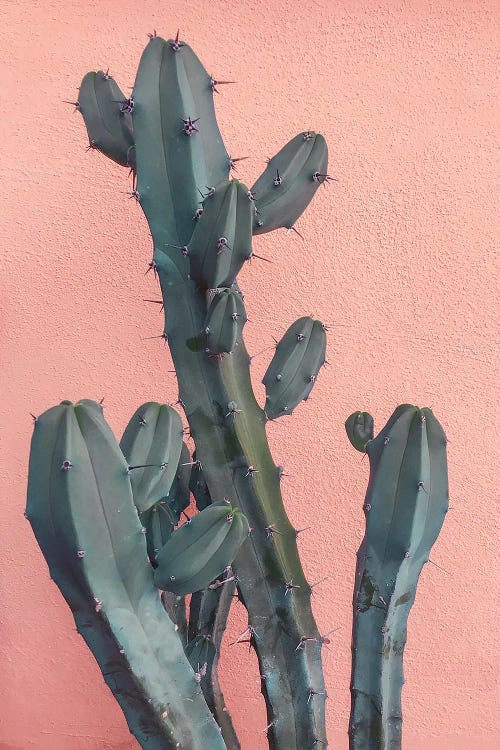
<box><xmin>262</xmin><ymin>316</ymin><xmax>327</xmax><ymax>419</ymax></box>
<box><xmin>77</xmin><ymin>71</ymin><xmax>135</xmax><ymax>168</ymax></box>
<box><xmin>345</xmin><ymin>411</ymin><xmax>375</xmax><ymax>452</ymax></box>
<box><xmin>251</xmin><ymin>132</ymin><xmax>329</xmax><ymax>234</ymax></box>
<box><xmin>26</xmin><ymin>400</ymin><xmax>226</xmax><ymax>750</ymax></box>
<box><xmin>154</xmin><ymin>504</ymin><xmax>249</xmax><ymax>595</ymax></box>
<box><xmin>349</xmin><ymin>405</ymin><xmax>448</xmax><ymax>750</ymax></box>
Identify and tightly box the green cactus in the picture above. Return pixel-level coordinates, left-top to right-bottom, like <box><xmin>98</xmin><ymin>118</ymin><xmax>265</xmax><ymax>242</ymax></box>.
<box><xmin>154</xmin><ymin>503</ymin><xmax>250</xmax><ymax>595</ymax></box>
<box><xmin>26</xmin><ymin>28</ymin><xmax>450</xmax><ymax>750</ymax></box>
<box><xmin>26</xmin><ymin>400</ymin><xmax>225</xmax><ymax>750</ymax></box>
<box><xmin>347</xmin><ymin>405</ymin><xmax>448</xmax><ymax>749</ymax></box>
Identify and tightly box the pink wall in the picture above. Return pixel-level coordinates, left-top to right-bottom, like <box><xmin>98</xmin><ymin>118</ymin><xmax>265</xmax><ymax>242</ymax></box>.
<box><xmin>1</xmin><ymin>1</ymin><xmax>498</xmax><ymax>748</ymax></box>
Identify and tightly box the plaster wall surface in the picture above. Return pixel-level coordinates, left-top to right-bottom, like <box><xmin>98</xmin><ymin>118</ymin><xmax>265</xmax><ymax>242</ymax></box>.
<box><xmin>0</xmin><ymin>1</ymin><xmax>498</xmax><ymax>749</ymax></box>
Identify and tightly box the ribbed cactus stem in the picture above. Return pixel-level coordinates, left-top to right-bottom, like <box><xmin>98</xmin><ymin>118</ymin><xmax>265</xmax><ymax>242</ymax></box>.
<box><xmin>349</xmin><ymin>405</ymin><xmax>448</xmax><ymax>750</ymax></box>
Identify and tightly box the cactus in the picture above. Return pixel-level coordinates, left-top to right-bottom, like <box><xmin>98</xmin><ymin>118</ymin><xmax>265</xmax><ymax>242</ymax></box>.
<box><xmin>347</xmin><ymin>405</ymin><xmax>448</xmax><ymax>749</ymax></box>
<box><xmin>26</xmin><ymin>400</ymin><xmax>225</xmax><ymax>750</ymax></box>
<box><xmin>26</xmin><ymin>29</ymin><xmax>450</xmax><ymax>750</ymax></box>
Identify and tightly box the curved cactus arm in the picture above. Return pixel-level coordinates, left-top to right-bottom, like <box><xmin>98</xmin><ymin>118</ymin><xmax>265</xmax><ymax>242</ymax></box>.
<box><xmin>189</xmin><ymin>570</ymin><xmax>241</xmax><ymax>750</ymax></box>
<box><xmin>76</xmin><ymin>71</ymin><xmax>135</xmax><ymax>168</ymax></box>
<box><xmin>262</xmin><ymin>316</ymin><xmax>327</xmax><ymax>419</ymax></box>
<box><xmin>26</xmin><ymin>400</ymin><xmax>226</xmax><ymax>750</ymax></box>
<box><xmin>251</xmin><ymin>132</ymin><xmax>329</xmax><ymax>234</ymax></box>
<box><xmin>132</xmin><ymin>36</ymin><xmax>229</xmax><ymax>251</ymax></box>
<box><xmin>349</xmin><ymin>405</ymin><xmax>448</xmax><ymax>750</ymax></box>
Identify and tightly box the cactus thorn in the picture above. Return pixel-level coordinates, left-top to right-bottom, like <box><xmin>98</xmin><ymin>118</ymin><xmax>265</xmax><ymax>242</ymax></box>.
<box><xmin>63</xmin><ymin>99</ymin><xmax>81</xmax><ymax>112</ymax></box>
<box><xmin>170</xmin><ymin>29</ymin><xmax>183</xmax><ymax>52</ymax></box>
<box><xmin>246</xmin><ymin>250</ymin><xmax>272</xmax><ymax>263</ymax></box>
<box><xmin>127</xmin><ymin>463</ymin><xmax>164</xmax><ymax>474</ymax></box>
<box><xmin>320</xmin><ymin>627</ymin><xmax>341</xmax><ymax>647</ymax></box>
<box><xmin>428</xmin><ymin>558</ymin><xmax>449</xmax><ymax>574</ymax></box>
<box><xmin>147</xmin><ymin>29</ymin><xmax>157</xmax><ymax>39</ymax></box>
<box><xmin>244</xmin><ymin>465</ymin><xmax>259</xmax><ymax>478</ymax></box>
<box><xmin>295</xmin><ymin>526</ymin><xmax>310</xmax><ymax>536</ymax></box>
<box><xmin>143</xmin><ymin>332</ymin><xmax>168</xmax><ymax>343</ymax></box>
<box><xmin>273</xmin><ymin>169</ymin><xmax>283</xmax><ymax>187</ymax></box>
<box><xmin>145</xmin><ymin>260</ymin><xmax>158</xmax><ymax>278</ymax></box>
<box><xmin>208</xmin><ymin>574</ymin><xmax>236</xmax><ymax>590</ymax></box>
<box><xmin>303</xmin><ymin>130</ymin><xmax>314</xmax><ymax>141</ymax></box>
<box><xmin>310</xmin><ymin>575</ymin><xmax>331</xmax><ymax>593</ymax></box>
<box><xmin>86</xmin><ymin>138</ymin><xmax>98</xmax><ymax>152</ymax></box>
<box><xmin>61</xmin><ymin>460</ymin><xmax>73</xmax><ymax>471</ymax></box>
<box><xmin>263</xmin><ymin>720</ymin><xmax>277</xmax><ymax>734</ymax></box>
<box><xmin>209</xmin><ymin>76</ymin><xmax>236</xmax><ymax>93</ymax></box>
<box><xmin>229</xmin><ymin>156</ymin><xmax>249</xmax><ymax>172</ymax></box>
<box><xmin>182</xmin><ymin>116</ymin><xmax>200</xmax><ymax>136</ymax></box>
<box><xmin>307</xmin><ymin>688</ymin><xmax>327</xmax><ymax>704</ymax></box>
<box><xmin>286</xmin><ymin>225</ymin><xmax>304</xmax><ymax>240</ymax></box>
<box><xmin>128</xmin><ymin>188</ymin><xmax>141</xmax><ymax>202</ymax></box>
<box><xmin>30</xmin><ymin>413</ymin><xmax>38</xmax><ymax>423</ymax></box>
<box><xmin>265</xmin><ymin>524</ymin><xmax>282</xmax><ymax>539</ymax></box>
<box><xmin>225</xmin><ymin>402</ymin><xmax>242</xmax><ymax>418</ymax></box>
<box><xmin>296</xmin><ymin>636</ymin><xmax>317</xmax><ymax>651</ymax></box>
<box><xmin>143</xmin><ymin>298</ymin><xmax>164</xmax><ymax>310</ymax></box>
<box><xmin>312</xmin><ymin>171</ymin><xmax>336</xmax><ymax>184</ymax></box>
<box><xmin>230</xmin><ymin>624</ymin><xmax>257</xmax><ymax>646</ymax></box>
<box><xmin>193</xmin><ymin>207</ymin><xmax>204</xmax><ymax>221</ymax></box>
<box><xmin>284</xmin><ymin>579</ymin><xmax>301</xmax><ymax>596</ymax></box>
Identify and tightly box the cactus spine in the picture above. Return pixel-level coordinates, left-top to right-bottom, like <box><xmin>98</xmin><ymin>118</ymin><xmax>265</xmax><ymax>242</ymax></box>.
<box><xmin>348</xmin><ymin>405</ymin><xmax>448</xmax><ymax>749</ymax></box>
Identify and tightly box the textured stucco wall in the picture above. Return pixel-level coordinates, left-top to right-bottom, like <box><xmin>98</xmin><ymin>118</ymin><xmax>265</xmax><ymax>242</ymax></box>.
<box><xmin>1</xmin><ymin>1</ymin><xmax>498</xmax><ymax>748</ymax></box>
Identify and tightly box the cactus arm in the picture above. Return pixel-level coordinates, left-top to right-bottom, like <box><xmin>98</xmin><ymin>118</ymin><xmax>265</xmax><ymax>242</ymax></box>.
<box><xmin>251</xmin><ymin>132</ymin><xmax>328</xmax><ymax>234</ymax></box>
<box><xmin>221</xmin><ymin>336</ymin><xmax>327</xmax><ymax>749</ymax></box>
<box><xmin>349</xmin><ymin>406</ymin><xmax>448</xmax><ymax>750</ymax></box>
<box><xmin>77</xmin><ymin>71</ymin><xmax>135</xmax><ymax>168</ymax></box>
<box><xmin>27</xmin><ymin>400</ymin><xmax>226</xmax><ymax>750</ymax></box>
<box><xmin>132</xmin><ymin>37</ymin><xmax>229</xmax><ymax>250</ymax></box>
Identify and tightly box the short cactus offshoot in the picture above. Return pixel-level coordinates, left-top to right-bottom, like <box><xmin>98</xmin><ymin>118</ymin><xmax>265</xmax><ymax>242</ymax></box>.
<box><xmin>26</xmin><ymin>30</ymin><xmax>449</xmax><ymax>750</ymax></box>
